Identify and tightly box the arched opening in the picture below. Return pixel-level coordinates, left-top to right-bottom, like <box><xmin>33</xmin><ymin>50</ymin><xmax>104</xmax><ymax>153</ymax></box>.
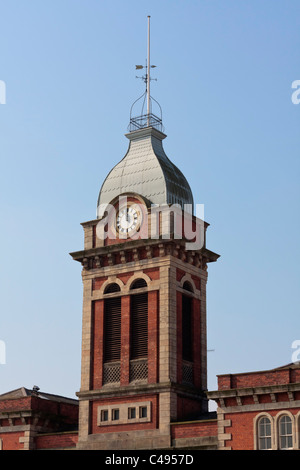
<box><xmin>130</xmin><ymin>278</ymin><xmax>147</xmax><ymax>290</ymax></box>
<box><xmin>183</xmin><ymin>281</ymin><xmax>194</xmax><ymax>293</ymax></box>
<box><xmin>278</xmin><ymin>415</ymin><xmax>293</xmax><ymax>449</ymax></box>
<box><xmin>104</xmin><ymin>283</ymin><xmax>121</xmax><ymax>294</ymax></box>
<box><xmin>257</xmin><ymin>416</ymin><xmax>272</xmax><ymax>450</ymax></box>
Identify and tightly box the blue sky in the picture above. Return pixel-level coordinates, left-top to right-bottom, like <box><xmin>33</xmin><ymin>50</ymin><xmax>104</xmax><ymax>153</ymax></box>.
<box><xmin>0</xmin><ymin>0</ymin><xmax>299</xmax><ymax>400</ymax></box>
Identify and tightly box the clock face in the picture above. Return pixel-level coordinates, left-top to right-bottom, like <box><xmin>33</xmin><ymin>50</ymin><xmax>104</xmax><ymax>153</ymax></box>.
<box><xmin>116</xmin><ymin>205</ymin><xmax>141</xmax><ymax>235</ymax></box>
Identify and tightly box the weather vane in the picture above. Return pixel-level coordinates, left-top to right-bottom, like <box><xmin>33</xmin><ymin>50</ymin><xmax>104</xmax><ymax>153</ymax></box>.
<box><xmin>135</xmin><ymin>16</ymin><xmax>157</xmax><ymax>127</ymax></box>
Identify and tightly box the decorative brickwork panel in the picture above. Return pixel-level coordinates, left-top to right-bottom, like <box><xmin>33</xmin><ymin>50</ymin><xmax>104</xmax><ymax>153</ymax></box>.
<box><xmin>103</xmin><ymin>362</ymin><xmax>121</xmax><ymax>384</ymax></box>
<box><xmin>130</xmin><ymin>359</ymin><xmax>148</xmax><ymax>382</ymax></box>
<box><xmin>182</xmin><ymin>361</ymin><xmax>193</xmax><ymax>385</ymax></box>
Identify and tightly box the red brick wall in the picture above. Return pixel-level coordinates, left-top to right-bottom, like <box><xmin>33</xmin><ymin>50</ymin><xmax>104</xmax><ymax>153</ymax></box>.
<box><xmin>117</xmin><ymin>272</ymin><xmax>134</xmax><ymax>285</ymax></box>
<box><xmin>171</xmin><ymin>419</ymin><xmax>217</xmax><ymax>440</ymax></box>
<box><xmin>218</xmin><ymin>368</ymin><xmax>298</xmax><ymax>391</ymax></box>
<box><xmin>191</xmin><ymin>275</ymin><xmax>201</xmax><ymax>290</ymax></box>
<box><xmin>0</xmin><ymin>431</ymin><xmax>24</xmax><ymax>450</ymax></box>
<box><xmin>0</xmin><ymin>396</ymin><xmax>78</xmax><ymax>429</ymax></box>
<box><xmin>92</xmin><ymin>276</ymin><xmax>108</xmax><ymax>291</ymax></box>
<box><xmin>177</xmin><ymin>396</ymin><xmax>205</xmax><ymax>421</ymax></box>
<box><xmin>35</xmin><ymin>432</ymin><xmax>78</xmax><ymax>450</ymax></box>
<box><xmin>291</xmin><ymin>368</ymin><xmax>300</xmax><ymax>382</ymax></box>
<box><xmin>143</xmin><ymin>267</ymin><xmax>160</xmax><ymax>280</ymax></box>
<box><xmin>224</xmin><ymin>410</ymin><xmax>257</xmax><ymax>449</ymax></box>
<box><xmin>0</xmin><ymin>396</ymin><xmax>32</xmax><ymax>412</ymax></box>
<box><xmin>30</xmin><ymin>397</ymin><xmax>78</xmax><ymax>423</ymax></box>
<box><xmin>176</xmin><ymin>269</ymin><xmax>186</xmax><ymax>282</ymax></box>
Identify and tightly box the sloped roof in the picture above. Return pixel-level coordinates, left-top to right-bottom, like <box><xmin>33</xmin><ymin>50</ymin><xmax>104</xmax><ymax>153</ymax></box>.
<box><xmin>0</xmin><ymin>387</ymin><xmax>78</xmax><ymax>405</ymax></box>
<box><xmin>97</xmin><ymin>127</ymin><xmax>194</xmax><ymax>216</ymax></box>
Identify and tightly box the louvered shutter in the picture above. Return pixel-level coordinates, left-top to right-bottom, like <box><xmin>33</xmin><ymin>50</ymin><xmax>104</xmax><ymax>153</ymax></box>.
<box><xmin>130</xmin><ymin>293</ymin><xmax>148</xmax><ymax>359</ymax></box>
<box><xmin>104</xmin><ymin>297</ymin><xmax>121</xmax><ymax>362</ymax></box>
<box><xmin>182</xmin><ymin>294</ymin><xmax>193</xmax><ymax>362</ymax></box>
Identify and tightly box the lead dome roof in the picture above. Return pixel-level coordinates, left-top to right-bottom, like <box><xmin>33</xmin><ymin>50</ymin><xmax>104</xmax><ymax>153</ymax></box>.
<box><xmin>97</xmin><ymin>127</ymin><xmax>194</xmax><ymax>217</ymax></box>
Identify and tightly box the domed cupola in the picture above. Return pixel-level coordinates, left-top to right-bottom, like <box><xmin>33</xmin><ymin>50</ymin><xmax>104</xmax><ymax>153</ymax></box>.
<box><xmin>97</xmin><ymin>126</ymin><xmax>194</xmax><ymax>217</ymax></box>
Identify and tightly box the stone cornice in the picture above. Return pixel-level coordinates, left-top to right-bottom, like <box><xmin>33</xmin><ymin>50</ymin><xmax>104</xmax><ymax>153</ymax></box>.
<box><xmin>77</xmin><ymin>381</ymin><xmax>207</xmax><ymax>401</ymax></box>
<box><xmin>207</xmin><ymin>382</ymin><xmax>300</xmax><ymax>414</ymax></box>
<box><xmin>70</xmin><ymin>238</ymin><xmax>219</xmax><ymax>271</ymax></box>
<box><xmin>207</xmin><ymin>381</ymin><xmax>300</xmax><ymax>400</ymax></box>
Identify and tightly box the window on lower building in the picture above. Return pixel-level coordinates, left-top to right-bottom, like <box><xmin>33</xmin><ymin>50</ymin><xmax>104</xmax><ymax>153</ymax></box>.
<box><xmin>258</xmin><ymin>417</ymin><xmax>272</xmax><ymax>450</ymax></box>
<box><xmin>112</xmin><ymin>409</ymin><xmax>119</xmax><ymax>421</ymax></box>
<box><xmin>101</xmin><ymin>409</ymin><xmax>109</xmax><ymax>422</ymax></box>
<box><xmin>139</xmin><ymin>406</ymin><xmax>147</xmax><ymax>418</ymax></box>
<box><xmin>279</xmin><ymin>415</ymin><xmax>293</xmax><ymax>449</ymax></box>
<box><xmin>128</xmin><ymin>407</ymin><xmax>136</xmax><ymax>419</ymax></box>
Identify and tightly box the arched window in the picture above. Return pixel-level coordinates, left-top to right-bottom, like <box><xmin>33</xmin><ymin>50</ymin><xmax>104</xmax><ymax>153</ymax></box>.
<box><xmin>183</xmin><ymin>281</ymin><xmax>194</xmax><ymax>293</ymax></box>
<box><xmin>130</xmin><ymin>278</ymin><xmax>147</xmax><ymax>290</ymax></box>
<box><xmin>257</xmin><ymin>416</ymin><xmax>272</xmax><ymax>450</ymax></box>
<box><xmin>279</xmin><ymin>415</ymin><xmax>293</xmax><ymax>449</ymax></box>
<box><xmin>104</xmin><ymin>283</ymin><xmax>121</xmax><ymax>294</ymax></box>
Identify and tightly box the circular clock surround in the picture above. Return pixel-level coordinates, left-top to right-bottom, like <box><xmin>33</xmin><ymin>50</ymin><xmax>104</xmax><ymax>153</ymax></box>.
<box><xmin>116</xmin><ymin>204</ymin><xmax>142</xmax><ymax>235</ymax></box>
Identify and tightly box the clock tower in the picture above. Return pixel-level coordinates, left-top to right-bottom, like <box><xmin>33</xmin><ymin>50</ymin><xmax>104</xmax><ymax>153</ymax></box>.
<box><xmin>70</xmin><ymin>19</ymin><xmax>219</xmax><ymax>450</ymax></box>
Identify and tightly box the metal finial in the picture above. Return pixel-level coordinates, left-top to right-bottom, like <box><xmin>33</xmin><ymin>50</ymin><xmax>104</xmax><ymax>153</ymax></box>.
<box><xmin>147</xmin><ymin>15</ymin><xmax>150</xmax><ymax>126</ymax></box>
<box><xmin>130</xmin><ymin>16</ymin><xmax>163</xmax><ymax>133</ymax></box>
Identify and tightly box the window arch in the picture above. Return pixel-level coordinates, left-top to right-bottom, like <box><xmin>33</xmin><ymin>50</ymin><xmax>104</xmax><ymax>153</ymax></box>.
<box><xmin>104</xmin><ymin>283</ymin><xmax>121</xmax><ymax>294</ymax></box>
<box><xmin>257</xmin><ymin>416</ymin><xmax>272</xmax><ymax>450</ymax></box>
<box><xmin>183</xmin><ymin>281</ymin><xmax>194</xmax><ymax>293</ymax></box>
<box><xmin>278</xmin><ymin>415</ymin><xmax>293</xmax><ymax>449</ymax></box>
<box><xmin>130</xmin><ymin>278</ymin><xmax>147</xmax><ymax>290</ymax></box>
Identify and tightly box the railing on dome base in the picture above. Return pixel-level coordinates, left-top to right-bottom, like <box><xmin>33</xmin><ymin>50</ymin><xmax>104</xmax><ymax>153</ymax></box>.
<box><xmin>128</xmin><ymin>113</ymin><xmax>164</xmax><ymax>133</ymax></box>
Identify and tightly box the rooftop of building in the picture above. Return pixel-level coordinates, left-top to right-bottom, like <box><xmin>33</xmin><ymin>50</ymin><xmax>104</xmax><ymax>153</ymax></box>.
<box><xmin>0</xmin><ymin>386</ymin><xmax>78</xmax><ymax>405</ymax></box>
